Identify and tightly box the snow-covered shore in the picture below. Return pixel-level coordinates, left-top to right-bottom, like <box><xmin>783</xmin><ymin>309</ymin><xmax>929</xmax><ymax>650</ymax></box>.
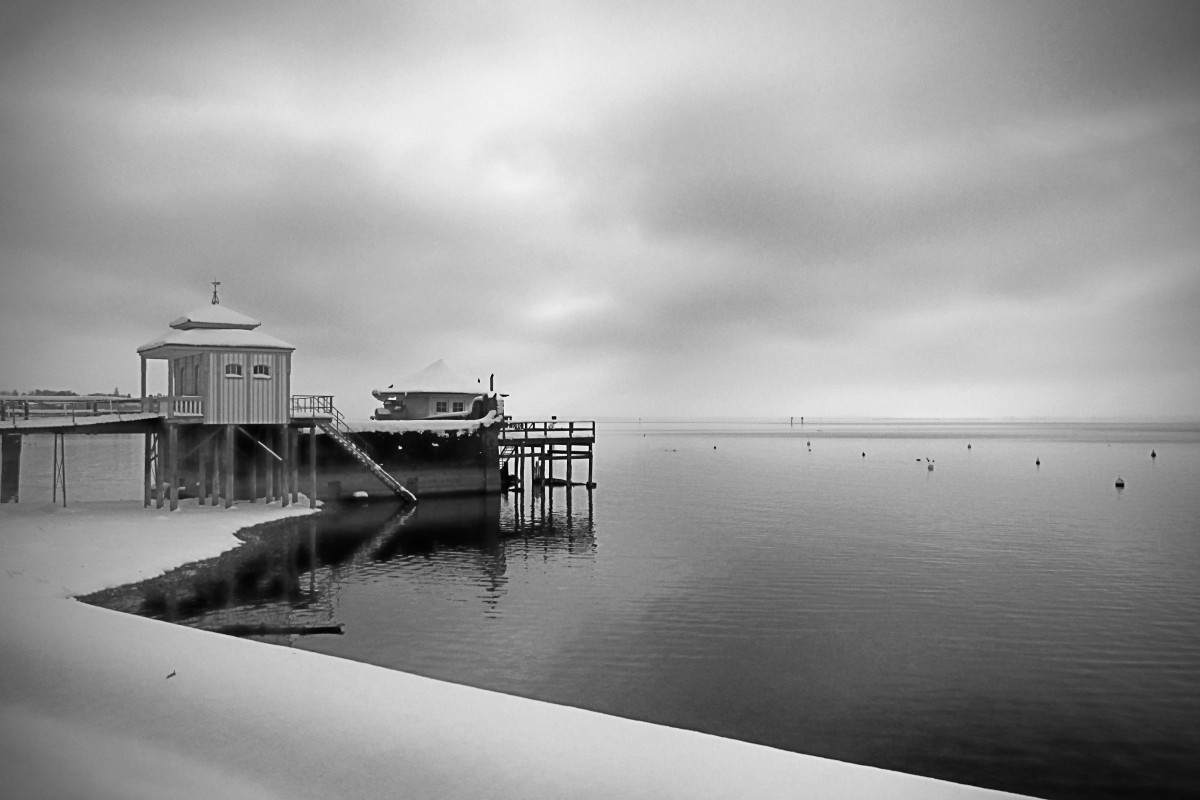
<box><xmin>0</xmin><ymin>500</ymin><xmax>1034</xmax><ymax>799</ymax></box>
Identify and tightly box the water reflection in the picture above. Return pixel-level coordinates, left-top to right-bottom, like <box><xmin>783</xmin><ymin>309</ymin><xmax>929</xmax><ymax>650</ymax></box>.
<box><xmin>81</xmin><ymin>489</ymin><xmax>596</xmax><ymax>642</ymax></box>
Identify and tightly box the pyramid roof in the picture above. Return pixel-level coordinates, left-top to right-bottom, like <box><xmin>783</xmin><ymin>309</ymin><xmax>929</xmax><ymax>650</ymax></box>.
<box><xmin>373</xmin><ymin>360</ymin><xmax>480</xmax><ymax>396</ymax></box>
<box><xmin>139</xmin><ymin>303</ymin><xmax>293</xmax><ymax>358</ymax></box>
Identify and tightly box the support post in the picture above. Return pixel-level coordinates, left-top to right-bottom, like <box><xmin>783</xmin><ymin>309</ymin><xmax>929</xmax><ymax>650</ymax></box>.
<box><xmin>198</xmin><ymin>436</ymin><xmax>207</xmax><ymax>506</ymax></box>
<box><xmin>567</xmin><ymin>422</ymin><xmax>574</xmax><ymax>485</ymax></box>
<box><xmin>210</xmin><ymin>433</ymin><xmax>220</xmax><ymax>507</ymax></box>
<box><xmin>224</xmin><ymin>425</ymin><xmax>235</xmax><ymax>508</ymax></box>
<box><xmin>2</xmin><ymin>434</ymin><xmax>23</xmax><ymax>503</ymax></box>
<box><xmin>249</xmin><ymin>428</ymin><xmax>258</xmax><ymax>503</ymax></box>
<box><xmin>143</xmin><ymin>432</ymin><xmax>152</xmax><ymax>507</ymax></box>
<box><xmin>281</xmin><ymin>424</ymin><xmax>291</xmax><ymax>508</ymax></box>
<box><xmin>309</xmin><ymin>426</ymin><xmax>318</xmax><ymax>508</ymax></box>
<box><xmin>167</xmin><ymin>424</ymin><xmax>179</xmax><ymax>511</ymax></box>
<box><xmin>265</xmin><ymin>427</ymin><xmax>275</xmax><ymax>502</ymax></box>
<box><xmin>290</xmin><ymin>427</ymin><xmax>299</xmax><ymax>505</ymax></box>
<box><xmin>154</xmin><ymin>432</ymin><xmax>165</xmax><ymax>509</ymax></box>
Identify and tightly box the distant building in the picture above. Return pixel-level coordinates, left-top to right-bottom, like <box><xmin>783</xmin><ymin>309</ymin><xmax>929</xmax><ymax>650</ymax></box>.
<box><xmin>371</xmin><ymin>359</ymin><xmax>487</xmax><ymax>420</ymax></box>
<box><xmin>137</xmin><ymin>302</ymin><xmax>295</xmax><ymax>425</ymax></box>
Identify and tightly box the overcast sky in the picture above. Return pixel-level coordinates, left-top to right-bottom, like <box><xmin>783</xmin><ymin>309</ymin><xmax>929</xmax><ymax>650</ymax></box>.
<box><xmin>2</xmin><ymin>1</ymin><xmax>1198</xmax><ymax>420</ymax></box>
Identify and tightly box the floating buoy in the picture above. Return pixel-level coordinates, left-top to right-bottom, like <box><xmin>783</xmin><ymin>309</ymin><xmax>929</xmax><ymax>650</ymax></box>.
<box><xmin>927</xmin><ymin>463</ymin><xmax>934</xmax><ymax>471</ymax></box>
<box><xmin>1115</xmin><ymin>477</ymin><xmax>1125</xmax><ymax>489</ymax></box>
<box><xmin>1035</xmin><ymin>458</ymin><xmax>1040</xmax><ymax>466</ymax></box>
<box><xmin>1151</xmin><ymin>450</ymin><xmax>1156</xmax><ymax>459</ymax></box>
<box><xmin>862</xmin><ymin>452</ymin><xmax>866</xmax><ymax>458</ymax></box>
<box><xmin>967</xmin><ymin>443</ymin><xmax>972</xmax><ymax>449</ymax></box>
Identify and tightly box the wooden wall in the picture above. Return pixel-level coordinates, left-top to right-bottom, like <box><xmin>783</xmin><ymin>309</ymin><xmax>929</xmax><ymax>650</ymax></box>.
<box><xmin>202</xmin><ymin>350</ymin><xmax>291</xmax><ymax>424</ymax></box>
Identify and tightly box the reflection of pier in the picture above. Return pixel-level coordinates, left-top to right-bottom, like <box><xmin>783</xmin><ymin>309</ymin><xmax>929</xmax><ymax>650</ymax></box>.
<box><xmin>81</xmin><ymin>489</ymin><xmax>596</xmax><ymax>640</ymax></box>
<box><xmin>500</xmin><ymin>420</ymin><xmax>595</xmax><ymax>490</ymax></box>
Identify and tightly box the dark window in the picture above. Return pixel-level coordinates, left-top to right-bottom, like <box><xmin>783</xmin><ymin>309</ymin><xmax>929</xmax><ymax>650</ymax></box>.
<box><xmin>252</xmin><ymin>364</ymin><xmax>271</xmax><ymax>378</ymax></box>
<box><xmin>224</xmin><ymin>363</ymin><xmax>243</xmax><ymax>378</ymax></box>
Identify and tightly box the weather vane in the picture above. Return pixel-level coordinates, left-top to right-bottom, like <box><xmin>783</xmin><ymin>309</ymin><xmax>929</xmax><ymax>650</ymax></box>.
<box><xmin>211</xmin><ymin>280</ymin><xmax>221</xmax><ymax>305</ymax></box>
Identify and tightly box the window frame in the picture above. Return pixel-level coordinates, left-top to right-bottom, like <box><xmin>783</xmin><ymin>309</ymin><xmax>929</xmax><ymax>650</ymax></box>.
<box><xmin>224</xmin><ymin>363</ymin><xmax>244</xmax><ymax>379</ymax></box>
<box><xmin>252</xmin><ymin>364</ymin><xmax>271</xmax><ymax>379</ymax></box>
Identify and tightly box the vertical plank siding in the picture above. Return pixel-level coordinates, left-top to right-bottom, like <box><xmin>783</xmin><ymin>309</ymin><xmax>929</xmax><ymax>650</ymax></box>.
<box><xmin>204</xmin><ymin>350</ymin><xmax>291</xmax><ymax>424</ymax></box>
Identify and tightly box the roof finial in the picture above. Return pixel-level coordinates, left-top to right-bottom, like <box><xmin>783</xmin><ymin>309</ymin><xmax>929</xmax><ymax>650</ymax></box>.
<box><xmin>211</xmin><ymin>280</ymin><xmax>221</xmax><ymax>305</ymax></box>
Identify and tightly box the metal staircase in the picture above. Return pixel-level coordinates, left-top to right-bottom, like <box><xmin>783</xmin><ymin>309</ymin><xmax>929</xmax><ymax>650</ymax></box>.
<box><xmin>308</xmin><ymin>402</ymin><xmax>417</xmax><ymax>504</ymax></box>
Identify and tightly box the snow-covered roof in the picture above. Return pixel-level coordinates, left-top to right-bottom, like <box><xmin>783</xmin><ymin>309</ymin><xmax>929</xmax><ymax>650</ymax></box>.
<box><xmin>372</xmin><ymin>359</ymin><xmax>481</xmax><ymax>396</ymax></box>
<box><xmin>169</xmin><ymin>304</ymin><xmax>261</xmax><ymax>330</ymax></box>
<box><xmin>140</xmin><ymin>303</ymin><xmax>293</xmax><ymax>357</ymax></box>
<box><xmin>138</xmin><ymin>327</ymin><xmax>295</xmax><ymax>356</ymax></box>
<box><xmin>343</xmin><ymin>410</ymin><xmax>501</xmax><ymax>434</ymax></box>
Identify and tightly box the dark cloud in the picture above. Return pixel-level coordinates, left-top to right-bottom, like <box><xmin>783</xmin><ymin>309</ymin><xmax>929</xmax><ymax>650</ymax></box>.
<box><xmin>2</xmin><ymin>1</ymin><xmax>1197</xmax><ymax>417</ymax></box>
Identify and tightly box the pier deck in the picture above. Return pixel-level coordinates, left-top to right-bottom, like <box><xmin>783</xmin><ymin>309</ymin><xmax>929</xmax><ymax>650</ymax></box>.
<box><xmin>500</xmin><ymin>420</ymin><xmax>596</xmax><ymax>488</ymax></box>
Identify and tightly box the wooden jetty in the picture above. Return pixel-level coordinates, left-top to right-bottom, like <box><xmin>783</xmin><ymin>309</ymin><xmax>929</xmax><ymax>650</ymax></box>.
<box><xmin>2</xmin><ymin>293</ymin><xmax>596</xmax><ymax>509</ymax></box>
<box><xmin>0</xmin><ymin>295</ymin><xmax>413</xmax><ymax>510</ymax></box>
<box><xmin>500</xmin><ymin>420</ymin><xmax>596</xmax><ymax>490</ymax></box>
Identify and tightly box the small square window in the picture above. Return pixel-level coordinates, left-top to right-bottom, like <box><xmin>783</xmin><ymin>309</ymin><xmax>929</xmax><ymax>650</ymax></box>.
<box><xmin>451</xmin><ymin>401</ymin><xmax>465</xmax><ymax>413</ymax></box>
<box><xmin>435</xmin><ymin>401</ymin><xmax>448</xmax><ymax>413</ymax></box>
<box><xmin>224</xmin><ymin>364</ymin><xmax>243</xmax><ymax>378</ymax></box>
<box><xmin>252</xmin><ymin>364</ymin><xmax>271</xmax><ymax>379</ymax></box>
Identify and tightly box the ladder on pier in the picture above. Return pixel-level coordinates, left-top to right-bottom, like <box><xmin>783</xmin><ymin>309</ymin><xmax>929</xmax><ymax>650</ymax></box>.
<box><xmin>317</xmin><ymin>419</ymin><xmax>417</xmax><ymax>504</ymax></box>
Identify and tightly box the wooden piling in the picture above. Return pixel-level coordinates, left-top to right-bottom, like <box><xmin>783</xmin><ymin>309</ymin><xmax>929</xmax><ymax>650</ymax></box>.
<box><xmin>2</xmin><ymin>434</ymin><xmax>22</xmax><ymax>503</ymax></box>
<box><xmin>309</xmin><ymin>426</ymin><xmax>317</xmax><ymax>508</ymax></box>
<box><xmin>223</xmin><ymin>425</ymin><xmax>235</xmax><ymax>508</ymax></box>
<box><xmin>280</xmin><ymin>424</ymin><xmax>290</xmax><ymax>507</ymax></box>
<box><xmin>167</xmin><ymin>424</ymin><xmax>179</xmax><ymax>511</ymax></box>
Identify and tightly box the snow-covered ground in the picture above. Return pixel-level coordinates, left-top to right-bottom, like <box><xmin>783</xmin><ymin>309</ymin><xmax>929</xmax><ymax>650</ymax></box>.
<box><xmin>0</xmin><ymin>500</ymin><xmax>1035</xmax><ymax>799</ymax></box>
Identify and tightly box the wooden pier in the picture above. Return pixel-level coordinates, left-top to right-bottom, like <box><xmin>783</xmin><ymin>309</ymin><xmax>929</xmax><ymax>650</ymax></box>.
<box><xmin>500</xmin><ymin>420</ymin><xmax>596</xmax><ymax>490</ymax></box>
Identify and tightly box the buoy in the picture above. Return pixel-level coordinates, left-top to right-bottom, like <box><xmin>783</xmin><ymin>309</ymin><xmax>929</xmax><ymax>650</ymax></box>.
<box><xmin>927</xmin><ymin>463</ymin><xmax>934</xmax><ymax>471</ymax></box>
<box><xmin>1151</xmin><ymin>450</ymin><xmax>1156</xmax><ymax>459</ymax></box>
<box><xmin>862</xmin><ymin>452</ymin><xmax>866</xmax><ymax>458</ymax></box>
<box><xmin>1115</xmin><ymin>477</ymin><xmax>1125</xmax><ymax>488</ymax></box>
<box><xmin>1035</xmin><ymin>458</ymin><xmax>1040</xmax><ymax>466</ymax></box>
<box><xmin>967</xmin><ymin>443</ymin><xmax>972</xmax><ymax>449</ymax></box>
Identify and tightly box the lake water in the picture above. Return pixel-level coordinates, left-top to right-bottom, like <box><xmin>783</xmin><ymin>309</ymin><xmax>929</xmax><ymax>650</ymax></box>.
<box><xmin>39</xmin><ymin>421</ymin><xmax>1200</xmax><ymax>799</ymax></box>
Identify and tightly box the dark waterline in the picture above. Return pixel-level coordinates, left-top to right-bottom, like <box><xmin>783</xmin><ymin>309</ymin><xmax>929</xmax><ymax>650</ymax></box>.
<box><xmin>80</xmin><ymin>422</ymin><xmax>1200</xmax><ymax>799</ymax></box>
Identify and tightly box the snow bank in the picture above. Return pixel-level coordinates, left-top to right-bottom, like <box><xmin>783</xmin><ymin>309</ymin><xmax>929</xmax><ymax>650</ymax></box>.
<box><xmin>0</xmin><ymin>500</ymin><xmax>1035</xmax><ymax>799</ymax></box>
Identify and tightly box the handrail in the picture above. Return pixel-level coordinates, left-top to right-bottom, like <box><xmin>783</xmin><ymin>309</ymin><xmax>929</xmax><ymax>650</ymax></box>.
<box><xmin>501</xmin><ymin>420</ymin><xmax>596</xmax><ymax>439</ymax></box>
<box><xmin>1</xmin><ymin>395</ymin><xmax>202</xmax><ymax>421</ymax></box>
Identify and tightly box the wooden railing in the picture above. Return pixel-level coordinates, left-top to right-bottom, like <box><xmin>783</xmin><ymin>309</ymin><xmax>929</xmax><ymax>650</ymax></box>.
<box><xmin>1</xmin><ymin>395</ymin><xmax>204</xmax><ymax>421</ymax></box>
<box><xmin>290</xmin><ymin>395</ymin><xmax>336</xmax><ymax>420</ymax></box>
<box><xmin>500</xmin><ymin>420</ymin><xmax>596</xmax><ymax>442</ymax></box>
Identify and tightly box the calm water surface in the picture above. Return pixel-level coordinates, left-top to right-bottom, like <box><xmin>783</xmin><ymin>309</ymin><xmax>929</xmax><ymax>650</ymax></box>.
<box><xmin>62</xmin><ymin>422</ymin><xmax>1200</xmax><ymax>799</ymax></box>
